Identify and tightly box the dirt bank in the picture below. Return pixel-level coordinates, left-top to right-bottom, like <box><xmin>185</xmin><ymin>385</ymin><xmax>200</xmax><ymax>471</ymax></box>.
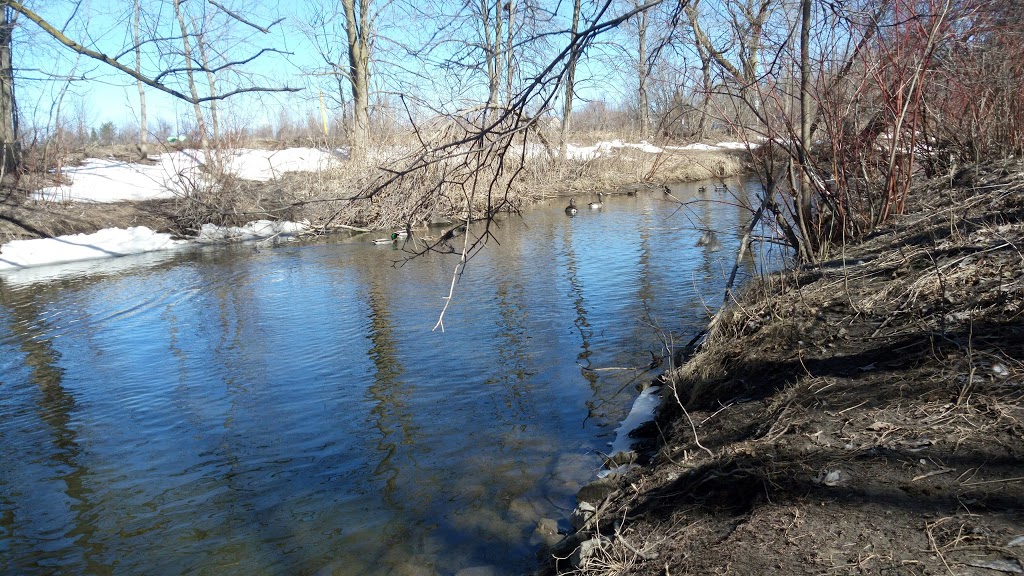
<box><xmin>542</xmin><ymin>160</ymin><xmax>1024</xmax><ymax>575</ymax></box>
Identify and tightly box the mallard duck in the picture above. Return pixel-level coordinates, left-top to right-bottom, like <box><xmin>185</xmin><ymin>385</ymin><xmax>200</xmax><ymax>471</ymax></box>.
<box><xmin>565</xmin><ymin>198</ymin><xmax>578</xmax><ymax>217</ymax></box>
<box><xmin>714</xmin><ymin>183</ymin><xmax>727</xmax><ymax>192</ymax></box>
<box><xmin>588</xmin><ymin>192</ymin><xmax>604</xmax><ymax>209</ymax></box>
<box><xmin>698</xmin><ymin>186</ymin><xmax>707</xmax><ymax>193</ymax></box>
<box><xmin>372</xmin><ymin>232</ymin><xmax>399</xmax><ymax>244</ymax></box>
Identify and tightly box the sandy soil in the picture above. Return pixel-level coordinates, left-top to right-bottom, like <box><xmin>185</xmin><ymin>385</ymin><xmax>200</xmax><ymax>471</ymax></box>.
<box><xmin>540</xmin><ymin>160</ymin><xmax>1024</xmax><ymax>575</ymax></box>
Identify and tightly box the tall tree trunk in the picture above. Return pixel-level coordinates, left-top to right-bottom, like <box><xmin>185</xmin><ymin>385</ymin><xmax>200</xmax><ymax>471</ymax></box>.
<box><xmin>693</xmin><ymin>35</ymin><xmax>712</xmax><ymax>139</ymax></box>
<box><xmin>195</xmin><ymin>24</ymin><xmax>220</xmax><ymax>146</ymax></box>
<box><xmin>636</xmin><ymin>6</ymin><xmax>649</xmax><ymax>139</ymax></box>
<box><xmin>173</xmin><ymin>0</ymin><xmax>209</xmax><ymax>152</ymax></box>
<box><xmin>504</xmin><ymin>0</ymin><xmax>515</xmax><ymax>105</ymax></box>
<box><xmin>485</xmin><ymin>0</ymin><xmax>502</xmax><ymax>116</ymax></box>
<box><xmin>797</xmin><ymin>0</ymin><xmax>813</xmax><ymax>260</ymax></box>
<box><xmin>343</xmin><ymin>0</ymin><xmax>370</xmax><ymax>152</ymax></box>
<box><xmin>0</xmin><ymin>6</ymin><xmax>18</xmax><ymax>174</ymax></box>
<box><xmin>559</xmin><ymin>0</ymin><xmax>582</xmax><ymax>160</ymax></box>
<box><xmin>134</xmin><ymin>0</ymin><xmax>148</xmax><ymax>160</ymax></box>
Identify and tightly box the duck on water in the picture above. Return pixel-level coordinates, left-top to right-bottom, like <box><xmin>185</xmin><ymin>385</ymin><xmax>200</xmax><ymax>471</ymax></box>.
<box><xmin>372</xmin><ymin>231</ymin><xmax>408</xmax><ymax>244</ymax></box>
<box><xmin>565</xmin><ymin>198</ymin><xmax>578</xmax><ymax>217</ymax></box>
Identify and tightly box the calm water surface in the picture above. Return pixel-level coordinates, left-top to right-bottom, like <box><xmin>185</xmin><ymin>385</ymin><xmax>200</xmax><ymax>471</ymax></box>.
<box><xmin>0</xmin><ymin>180</ymin><xmax>769</xmax><ymax>575</ymax></box>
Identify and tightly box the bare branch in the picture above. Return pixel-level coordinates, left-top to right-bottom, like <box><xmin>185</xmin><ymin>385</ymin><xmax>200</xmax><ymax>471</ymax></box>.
<box><xmin>6</xmin><ymin>0</ymin><xmax>299</xmax><ymax>105</ymax></box>
<box><xmin>207</xmin><ymin>0</ymin><xmax>283</xmax><ymax>34</ymax></box>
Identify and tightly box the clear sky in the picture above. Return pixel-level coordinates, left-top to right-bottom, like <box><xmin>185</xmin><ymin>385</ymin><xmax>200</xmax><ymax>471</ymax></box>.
<box><xmin>14</xmin><ymin>0</ymin><xmax>692</xmax><ymax>137</ymax></box>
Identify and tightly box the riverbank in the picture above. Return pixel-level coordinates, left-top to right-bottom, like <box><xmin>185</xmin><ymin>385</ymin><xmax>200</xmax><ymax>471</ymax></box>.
<box><xmin>0</xmin><ymin>141</ymin><xmax>746</xmax><ymax>247</ymax></box>
<box><xmin>540</xmin><ymin>159</ymin><xmax>1024</xmax><ymax>574</ymax></box>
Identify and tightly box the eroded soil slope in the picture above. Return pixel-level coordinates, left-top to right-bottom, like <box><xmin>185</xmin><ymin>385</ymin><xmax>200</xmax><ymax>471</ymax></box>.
<box><xmin>546</xmin><ymin>160</ymin><xmax>1024</xmax><ymax>575</ymax></box>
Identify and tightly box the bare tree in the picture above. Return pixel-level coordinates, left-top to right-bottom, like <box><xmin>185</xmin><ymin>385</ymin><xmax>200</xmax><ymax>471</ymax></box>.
<box><xmin>0</xmin><ymin>5</ymin><xmax>16</xmax><ymax>175</ymax></box>
<box><xmin>0</xmin><ymin>0</ymin><xmax>297</xmax><ymax>172</ymax></box>
<box><xmin>559</xmin><ymin>0</ymin><xmax>583</xmax><ymax>159</ymax></box>
<box><xmin>133</xmin><ymin>0</ymin><xmax>148</xmax><ymax>160</ymax></box>
<box><xmin>343</xmin><ymin>0</ymin><xmax>373</xmax><ymax>151</ymax></box>
<box><xmin>633</xmin><ymin>0</ymin><xmax>651</xmax><ymax>138</ymax></box>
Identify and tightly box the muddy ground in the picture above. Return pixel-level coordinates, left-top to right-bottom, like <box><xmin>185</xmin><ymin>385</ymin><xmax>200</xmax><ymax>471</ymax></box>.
<box><xmin>540</xmin><ymin>160</ymin><xmax>1024</xmax><ymax>575</ymax></box>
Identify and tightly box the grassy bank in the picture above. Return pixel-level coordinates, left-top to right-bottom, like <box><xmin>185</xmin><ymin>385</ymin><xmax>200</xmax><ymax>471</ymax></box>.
<box><xmin>0</xmin><ymin>141</ymin><xmax>746</xmax><ymax>243</ymax></box>
<box><xmin>542</xmin><ymin>159</ymin><xmax>1024</xmax><ymax>575</ymax></box>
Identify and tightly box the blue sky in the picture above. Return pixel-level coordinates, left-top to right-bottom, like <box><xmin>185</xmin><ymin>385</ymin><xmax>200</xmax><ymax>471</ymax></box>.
<box><xmin>14</xmin><ymin>0</ymin><xmax>693</xmax><ymax>136</ymax></box>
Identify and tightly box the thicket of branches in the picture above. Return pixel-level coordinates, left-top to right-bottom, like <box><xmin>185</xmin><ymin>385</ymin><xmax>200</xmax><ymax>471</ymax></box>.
<box><xmin>697</xmin><ymin>0</ymin><xmax>1024</xmax><ymax>262</ymax></box>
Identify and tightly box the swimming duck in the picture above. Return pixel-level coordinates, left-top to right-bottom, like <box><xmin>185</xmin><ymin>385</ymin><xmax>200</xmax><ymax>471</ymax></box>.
<box><xmin>565</xmin><ymin>198</ymin><xmax>578</xmax><ymax>217</ymax></box>
<box><xmin>372</xmin><ymin>232</ymin><xmax>400</xmax><ymax>244</ymax></box>
<box><xmin>698</xmin><ymin>186</ymin><xmax>707</xmax><ymax>193</ymax></box>
<box><xmin>588</xmin><ymin>192</ymin><xmax>604</xmax><ymax>209</ymax></box>
<box><xmin>714</xmin><ymin>183</ymin><xmax>727</xmax><ymax>192</ymax></box>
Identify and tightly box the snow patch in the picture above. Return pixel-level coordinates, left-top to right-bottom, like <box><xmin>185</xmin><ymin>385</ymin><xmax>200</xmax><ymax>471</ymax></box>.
<box><xmin>0</xmin><ymin>226</ymin><xmax>187</xmax><ymax>271</ymax></box>
<box><xmin>34</xmin><ymin>148</ymin><xmax>342</xmax><ymax>203</ymax></box>
<box><xmin>197</xmin><ymin>220</ymin><xmax>310</xmax><ymax>242</ymax></box>
<box><xmin>597</xmin><ymin>386</ymin><xmax>661</xmax><ymax>478</ymax></box>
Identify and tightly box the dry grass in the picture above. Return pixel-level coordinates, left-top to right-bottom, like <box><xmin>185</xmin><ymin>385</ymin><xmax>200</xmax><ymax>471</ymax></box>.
<box><xmin>2</xmin><ymin>133</ymin><xmax>750</xmax><ymax>242</ymax></box>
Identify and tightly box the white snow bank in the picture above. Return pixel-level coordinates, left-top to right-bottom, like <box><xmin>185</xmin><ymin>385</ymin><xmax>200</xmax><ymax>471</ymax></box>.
<box><xmin>196</xmin><ymin>220</ymin><xmax>310</xmax><ymax>242</ymax></box>
<box><xmin>666</xmin><ymin>143</ymin><xmax>719</xmax><ymax>151</ymax></box>
<box><xmin>0</xmin><ymin>220</ymin><xmax>311</xmax><ymax>274</ymax></box>
<box><xmin>665</xmin><ymin>141</ymin><xmax>752</xmax><ymax>152</ymax></box>
<box><xmin>34</xmin><ymin>158</ymin><xmax>184</xmax><ymax>203</ymax></box>
<box><xmin>222</xmin><ymin>147</ymin><xmax>341</xmax><ymax>182</ymax></box>
<box><xmin>563</xmin><ymin>139</ymin><xmax>756</xmax><ymax>160</ymax></box>
<box><xmin>0</xmin><ymin>226</ymin><xmax>186</xmax><ymax>271</ymax></box>
<box><xmin>563</xmin><ymin>139</ymin><xmax>665</xmax><ymax>160</ymax></box>
<box><xmin>34</xmin><ymin>148</ymin><xmax>342</xmax><ymax>203</ymax></box>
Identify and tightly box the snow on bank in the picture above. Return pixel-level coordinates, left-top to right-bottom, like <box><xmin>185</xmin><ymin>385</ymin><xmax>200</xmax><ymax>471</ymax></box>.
<box><xmin>0</xmin><ymin>221</ymin><xmax>310</xmax><ymax>273</ymax></box>
<box><xmin>221</xmin><ymin>147</ymin><xmax>342</xmax><ymax>182</ymax></box>
<box><xmin>34</xmin><ymin>147</ymin><xmax>342</xmax><ymax>203</ymax></box>
<box><xmin>3</xmin><ymin>147</ymin><xmax>326</xmax><ymax>277</ymax></box>
<box><xmin>0</xmin><ymin>227</ymin><xmax>187</xmax><ymax>271</ymax></box>
<box><xmin>598</xmin><ymin>385</ymin><xmax>662</xmax><ymax>478</ymax></box>
<box><xmin>562</xmin><ymin>139</ymin><xmax>752</xmax><ymax>161</ymax></box>
<box><xmin>196</xmin><ymin>220</ymin><xmax>310</xmax><ymax>242</ymax></box>
<box><xmin>564</xmin><ymin>139</ymin><xmax>664</xmax><ymax>160</ymax></box>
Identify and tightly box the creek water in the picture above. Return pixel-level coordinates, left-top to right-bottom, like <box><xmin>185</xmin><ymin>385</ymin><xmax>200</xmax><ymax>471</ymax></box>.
<box><xmin>0</xmin><ymin>179</ymin><xmax>770</xmax><ymax>575</ymax></box>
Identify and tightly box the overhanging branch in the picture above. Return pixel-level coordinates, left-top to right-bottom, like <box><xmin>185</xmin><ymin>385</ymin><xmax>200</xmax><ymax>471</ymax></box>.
<box><xmin>7</xmin><ymin>0</ymin><xmax>300</xmax><ymax>104</ymax></box>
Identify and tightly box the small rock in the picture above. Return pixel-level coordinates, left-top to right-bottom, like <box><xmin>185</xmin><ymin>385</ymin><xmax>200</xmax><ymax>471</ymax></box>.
<box><xmin>577</xmin><ymin>476</ymin><xmax>619</xmax><ymax>505</ymax></box>
<box><xmin>570</xmin><ymin>502</ymin><xmax>596</xmax><ymax>530</ymax></box>
<box><xmin>604</xmin><ymin>451</ymin><xmax>637</xmax><ymax>468</ymax></box>
<box><xmin>531</xmin><ymin>518</ymin><xmax>562</xmax><ymax>549</ymax></box>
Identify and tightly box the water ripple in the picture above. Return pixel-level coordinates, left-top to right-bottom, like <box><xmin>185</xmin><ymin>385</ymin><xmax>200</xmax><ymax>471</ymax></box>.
<box><xmin>0</xmin><ymin>179</ymin><xmax>773</xmax><ymax>575</ymax></box>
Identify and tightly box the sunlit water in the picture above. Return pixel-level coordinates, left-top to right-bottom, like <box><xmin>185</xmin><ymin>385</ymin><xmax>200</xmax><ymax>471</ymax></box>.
<box><xmin>0</xmin><ymin>180</ymin><xmax>771</xmax><ymax>575</ymax></box>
